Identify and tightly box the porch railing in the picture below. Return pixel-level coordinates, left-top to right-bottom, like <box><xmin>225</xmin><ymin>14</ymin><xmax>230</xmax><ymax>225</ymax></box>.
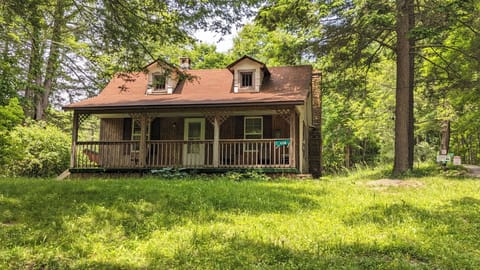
<box><xmin>74</xmin><ymin>139</ymin><xmax>292</xmax><ymax>169</ymax></box>
<box><xmin>218</xmin><ymin>139</ymin><xmax>291</xmax><ymax>168</ymax></box>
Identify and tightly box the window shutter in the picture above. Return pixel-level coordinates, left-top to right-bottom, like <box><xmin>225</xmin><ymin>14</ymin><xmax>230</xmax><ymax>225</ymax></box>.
<box><xmin>263</xmin><ymin>115</ymin><xmax>272</xmax><ymax>139</ymax></box>
<box><xmin>150</xmin><ymin>118</ymin><xmax>161</xmax><ymax>140</ymax></box>
<box><xmin>122</xmin><ymin>118</ymin><xmax>132</xmax><ymax>155</ymax></box>
<box><xmin>123</xmin><ymin>118</ymin><xmax>132</xmax><ymax>140</ymax></box>
<box><xmin>234</xmin><ymin>116</ymin><xmax>244</xmax><ymax>139</ymax></box>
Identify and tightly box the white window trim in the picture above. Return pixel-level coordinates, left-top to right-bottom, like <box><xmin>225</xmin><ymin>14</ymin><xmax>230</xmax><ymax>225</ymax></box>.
<box><xmin>239</xmin><ymin>70</ymin><xmax>255</xmax><ymax>90</ymax></box>
<box><xmin>149</xmin><ymin>72</ymin><xmax>167</xmax><ymax>93</ymax></box>
<box><xmin>244</xmin><ymin>116</ymin><xmax>263</xmax><ymax>152</ymax></box>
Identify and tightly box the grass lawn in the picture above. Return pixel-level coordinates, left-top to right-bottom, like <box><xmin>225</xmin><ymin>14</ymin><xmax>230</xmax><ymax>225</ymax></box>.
<box><xmin>1</xmin><ymin>168</ymin><xmax>480</xmax><ymax>269</ymax></box>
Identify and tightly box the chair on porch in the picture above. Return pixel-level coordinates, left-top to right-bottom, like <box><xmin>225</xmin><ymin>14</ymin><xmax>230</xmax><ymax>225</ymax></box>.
<box><xmin>82</xmin><ymin>148</ymin><xmax>101</xmax><ymax>167</ymax></box>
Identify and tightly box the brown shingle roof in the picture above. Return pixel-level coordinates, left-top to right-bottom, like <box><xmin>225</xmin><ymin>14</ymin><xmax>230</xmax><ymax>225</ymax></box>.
<box><xmin>64</xmin><ymin>65</ymin><xmax>312</xmax><ymax>111</ymax></box>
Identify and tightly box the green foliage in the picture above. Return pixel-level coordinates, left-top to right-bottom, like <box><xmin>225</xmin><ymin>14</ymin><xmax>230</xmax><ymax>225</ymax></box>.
<box><xmin>256</xmin><ymin>0</ymin><xmax>480</xmax><ymax>169</ymax></box>
<box><xmin>414</xmin><ymin>141</ymin><xmax>437</xmax><ymax>163</ymax></box>
<box><xmin>1</xmin><ymin>170</ymin><xmax>480</xmax><ymax>268</ymax></box>
<box><xmin>153</xmin><ymin>43</ymin><xmax>232</xmax><ymax>69</ymax></box>
<box><xmin>0</xmin><ymin>56</ymin><xmax>20</xmax><ymax>104</ymax></box>
<box><xmin>225</xmin><ymin>170</ymin><xmax>272</xmax><ymax>181</ymax></box>
<box><xmin>4</xmin><ymin>121</ymin><xmax>70</xmax><ymax>177</ymax></box>
<box><xmin>0</xmin><ymin>98</ymin><xmax>24</xmax><ymax>131</ymax></box>
<box><xmin>150</xmin><ymin>168</ymin><xmax>189</xmax><ymax>179</ymax></box>
<box><xmin>0</xmin><ymin>98</ymin><xmax>25</xmax><ymax>166</ymax></box>
<box><xmin>230</xmin><ymin>23</ymin><xmax>308</xmax><ymax>65</ymax></box>
<box><xmin>0</xmin><ymin>0</ymin><xmax>262</xmax><ymax>116</ymax></box>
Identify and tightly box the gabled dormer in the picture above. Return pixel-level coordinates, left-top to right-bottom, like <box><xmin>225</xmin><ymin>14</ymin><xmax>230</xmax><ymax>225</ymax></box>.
<box><xmin>227</xmin><ymin>55</ymin><xmax>270</xmax><ymax>93</ymax></box>
<box><xmin>145</xmin><ymin>60</ymin><xmax>180</xmax><ymax>95</ymax></box>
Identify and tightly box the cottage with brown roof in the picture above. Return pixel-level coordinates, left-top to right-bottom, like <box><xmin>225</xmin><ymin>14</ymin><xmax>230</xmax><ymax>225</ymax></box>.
<box><xmin>64</xmin><ymin>56</ymin><xmax>322</xmax><ymax>176</ymax></box>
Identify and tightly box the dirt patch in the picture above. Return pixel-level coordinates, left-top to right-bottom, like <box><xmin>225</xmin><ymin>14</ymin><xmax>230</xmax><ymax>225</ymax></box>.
<box><xmin>463</xmin><ymin>165</ymin><xmax>480</xmax><ymax>178</ymax></box>
<box><xmin>0</xmin><ymin>221</ymin><xmax>17</xmax><ymax>227</ymax></box>
<box><xmin>366</xmin><ymin>179</ymin><xmax>424</xmax><ymax>188</ymax></box>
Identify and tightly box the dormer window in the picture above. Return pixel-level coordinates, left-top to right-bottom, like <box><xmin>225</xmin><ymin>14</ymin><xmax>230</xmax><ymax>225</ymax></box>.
<box><xmin>227</xmin><ymin>56</ymin><xmax>269</xmax><ymax>93</ymax></box>
<box><xmin>152</xmin><ymin>73</ymin><xmax>166</xmax><ymax>91</ymax></box>
<box><xmin>145</xmin><ymin>60</ymin><xmax>180</xmax><ymax>95</ymax></box>
<box><xmin>240</xmin><ymin>71</ymin><xmax>254</xmax><ymax>88</ymax></box>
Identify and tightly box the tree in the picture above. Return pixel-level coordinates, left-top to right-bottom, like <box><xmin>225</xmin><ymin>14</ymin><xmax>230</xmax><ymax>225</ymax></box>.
<box><xmin>417</xmin><ymin>0</ymin><xmax>480</xmax><ymax>164</ymax></box>
<box><xmin>0</xmin><ymin>0</ymin><xmax>261</xmax><ymax>119</ymax></box>
<box><xmin>152</xmin><ymin>43</ymin><xmax>232</xmax><ymax>69</ymax></box>
<box><xmin>256</xmin><ymin>0</ymin><xmax>480</xmax><ymax>173</ymax></box>
<box><xmin>393</xmin><ymin>0</ymin><xmax>415</xmax><ymax>174</ymax></box>
<box><xmin>230</xmin><ymin>23</ymin><xmax>308</xmax><ymax>65</ymax></box>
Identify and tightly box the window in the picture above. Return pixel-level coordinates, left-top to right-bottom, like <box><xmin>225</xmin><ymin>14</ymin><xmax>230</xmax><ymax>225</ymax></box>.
<box><xmin>131</xmin><ymin>119</ymin><xmax>150</xmax><ymax>152</ymax></box>
<box><xmin>244</xmin><ymin>117</ymin><xmax>263</xmax><ymax>152</ymax></box>
<box><xmin>240</xmin><ymin>71</ymin><xmax>254</xmax><ymax>88</ymax></box>
<box><xmin>152</xmin><ymin>73</ymin><xmax>166</xmax><ymax>91</ymax></box>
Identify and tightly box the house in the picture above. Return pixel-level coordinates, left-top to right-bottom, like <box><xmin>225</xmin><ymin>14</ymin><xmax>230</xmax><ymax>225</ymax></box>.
<box><xmin>63</xmin><ymin>56</ymin><xmax>322</xmax><ymax>176</ymax></box>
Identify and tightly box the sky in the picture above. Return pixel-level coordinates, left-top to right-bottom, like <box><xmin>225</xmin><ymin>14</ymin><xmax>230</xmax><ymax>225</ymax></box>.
<box><xmin>194</xmin><ymin>27</ymin><xmax>239</xmax><ymax>52</ymax></box>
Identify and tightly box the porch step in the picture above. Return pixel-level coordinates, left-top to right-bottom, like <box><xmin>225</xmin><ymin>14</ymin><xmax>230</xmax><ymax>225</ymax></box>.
<box><xmin>56</xmin><ymin>169</ymin><xmax>71</xmax><ymax>180</ymax></box>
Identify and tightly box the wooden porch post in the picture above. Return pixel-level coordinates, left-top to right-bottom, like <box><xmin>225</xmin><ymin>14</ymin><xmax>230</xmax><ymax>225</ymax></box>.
<box><xmin>139</xmin><ymin>114</ymin><xmax>148</xmax><ymax>168</ymax></box>
<box><xmin>289</xmin><ymin>109</ymin><xmax>296</xmax><ymax>168</ymax></box>
<box><xmin>213</xmin><ymin>116</ymin><xmax>220</xmax><ymax>167</ymax></box>
<box><xmin>70</xmin><ymin>111</ymin><xmax>79</xmax><ymax>168</ymax></box>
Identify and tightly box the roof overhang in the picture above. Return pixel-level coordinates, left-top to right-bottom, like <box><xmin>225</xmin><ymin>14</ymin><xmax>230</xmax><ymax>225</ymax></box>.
<box><xmin>63</xmin><ymin>100</ymin><xmax>304</xmax><ymax>113</ymax></box>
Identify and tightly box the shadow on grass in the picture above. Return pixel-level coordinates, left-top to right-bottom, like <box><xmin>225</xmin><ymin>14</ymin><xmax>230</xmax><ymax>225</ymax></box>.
<box><xmin>345</xmin><ymin>197</ymin><xmax>480</xmax><ymax>227</ymax></box>
<box><xmin>0</xmin><ymin>179</ymin><xmax>323</xmax><ymax>264</ymax></box>
<box><xmin>343</xmin><ymin>197</ymin><xmax>480</xmax><ymax>267</ymax></box>
<box><xmin>144</xmin><ymin>232</ymin><xmax>434</xmax><ymax>269</ymax></box>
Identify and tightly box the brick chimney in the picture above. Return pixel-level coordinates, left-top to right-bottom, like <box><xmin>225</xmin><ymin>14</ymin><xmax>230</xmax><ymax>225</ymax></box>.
<box><xmin>179</xmin><ymin>57</ymin><xmax>191</xmax><ymax>70</ymax></box>
<box><xmin>309</xmin><ymin>71</ymin><xmax>322</xmax><ymax>178</ymax></box>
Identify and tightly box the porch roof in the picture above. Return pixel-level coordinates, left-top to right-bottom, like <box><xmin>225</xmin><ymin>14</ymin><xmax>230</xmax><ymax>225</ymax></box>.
<box><xmin>64</xmin><ymin>65</ymin><xmax>312</xmax><ymax>111</ymax></box>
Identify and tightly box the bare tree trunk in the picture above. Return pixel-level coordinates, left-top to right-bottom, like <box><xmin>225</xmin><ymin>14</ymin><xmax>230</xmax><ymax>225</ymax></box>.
<box><xmin>35</xmin><ymin>0</ymin><xmax>65</xmax><ymax>120</ymax></box>
<box><xmin>362</xmin><ymin>139</ymin><xmax>367</xmax><ymax>163</ymax></box>
<box><xmin>440</xmin><ymin>120</ymin><xmax>450</xmax><ymax>154</ymax></box>
<box><xmin>393</xmin><ymin>0</ymin><xmax>415</xmax><ymax>175</ymax></box>
<box><xmin>2</xmin><ymin>11</ymin><xmax>10</xmax><ymax>62</ymax></box>
<box><xmin>24</xmin><ymin>27</ymin><xmax>44</xmax><ymax>119</ymax></box>
<box><xmin>344</xmin><ymin>144</ymin><xmax>351</xmax><ymax>168</ymax></box>
<box><xmin>407</xmin><ymin>0</ymin><xmax>415</xmax><ymax>169</ymax></box>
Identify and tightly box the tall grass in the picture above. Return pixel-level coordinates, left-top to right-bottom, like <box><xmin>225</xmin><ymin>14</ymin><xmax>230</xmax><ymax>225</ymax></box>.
<box><xmin>1</xmin><ymin>169</ymin><xmax>479</xmax><ymax>269</ymax></box>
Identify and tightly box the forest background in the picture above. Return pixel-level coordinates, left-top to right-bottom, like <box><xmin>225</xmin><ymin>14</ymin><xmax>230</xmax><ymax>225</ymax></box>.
<box><xmin>0</xmin><ymin>0</ymin><xmax>479</xmax><ymax>177</ymax></box>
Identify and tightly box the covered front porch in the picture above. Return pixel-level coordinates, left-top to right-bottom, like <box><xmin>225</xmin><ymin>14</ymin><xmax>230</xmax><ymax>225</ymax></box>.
<box><xmin>70</xmin><ymin>106</ymin><xmax>307</xmax><ymax>173</ymax></box>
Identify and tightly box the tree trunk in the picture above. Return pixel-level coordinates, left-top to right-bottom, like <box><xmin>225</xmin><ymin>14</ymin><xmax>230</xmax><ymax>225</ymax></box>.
<box><xmin>362</xmin><ymin>139</ymin><xmax>367</xmax><ymax>163</ymax></box>
<box><xmin>440</xmin><ymin>120</ymin><xmax>450</xmax><ymax>154</ymax></box>
<box><xmin>2</xmin><ymin>10</ymin><xmax>11</xmax><ymax>62</ymax></box>
<box><xmin>344</xmin><ymin>144</ymin><xmax>351</xmax><ymax>168</ymax></box>
<box><xmin>407</xmin><ymin>0</ymin><xmax>415</xmax><ymax>169</ymax></box>
<box><xmin>24</xmin><ymin>28</ymin><xmax>44</xmax><ymax>119</ymax></box>
<box><xmin>35</xmin><ymin>0</ymin><xmax>65</xmax><ymax>120</ymax></box>
<box><xmin>393</xmin><ymin>0</ymin><xmax>415</xmax><ymax>175</ymax></box>
<box><xmin>24</xmin><ymin>4</ymin><xmax>45</xmax><ymax>119</ymax></box>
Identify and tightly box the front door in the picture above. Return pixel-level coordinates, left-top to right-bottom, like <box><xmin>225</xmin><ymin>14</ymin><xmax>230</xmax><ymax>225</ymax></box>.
<box><xmin>183</xmin><ymin>118</ymin><xmax>205</xmax><ymax>166</ymax></box>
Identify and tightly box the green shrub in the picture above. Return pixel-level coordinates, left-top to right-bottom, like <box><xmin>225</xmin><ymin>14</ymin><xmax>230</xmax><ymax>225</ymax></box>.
<box><xmin>225</xmin><ymin>170</ymin><xmax>271</xmax><ymax>181</ymax></box>
<box><xmin>5</xmin><ymin>121</ymin><xmax>70</xmax><ymax>177</ymax></box>
<box><xmin>414</xmin><ymin>141</ymin><xmax>437</xmax><ymax>163</ymax></box>
<box><xmin>0</xmin><ymin>98</ymin><xmax>24</xmax><ymax>167</ymax></box>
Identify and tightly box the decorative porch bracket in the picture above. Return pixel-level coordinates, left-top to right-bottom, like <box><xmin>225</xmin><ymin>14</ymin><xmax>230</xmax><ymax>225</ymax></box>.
<box><xmin>276</xmin><ymin>108</ymin><xmax>292</xmax><ymax>124</ymax></box>
<box><xmin>70</xmin><ymin>112</ymin><xmax>91</xmax><ymax>168</ymax></box>
<box><xmin>204</xmin><ymin>111</ymin><xmax>230</xmax><ymax>167</ymax></box>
